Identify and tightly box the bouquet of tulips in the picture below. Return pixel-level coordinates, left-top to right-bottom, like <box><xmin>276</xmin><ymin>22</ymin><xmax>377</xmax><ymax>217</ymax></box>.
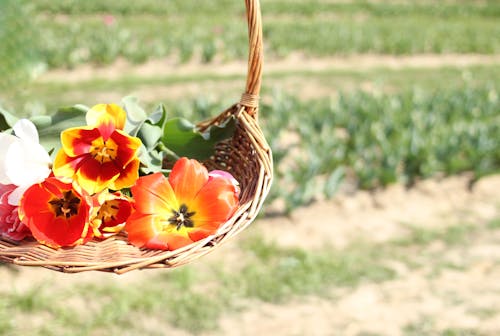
<box><xmin>0</xmin><ymin>102</ymin><xmax>240</xmax><ymax>251</ymax></box>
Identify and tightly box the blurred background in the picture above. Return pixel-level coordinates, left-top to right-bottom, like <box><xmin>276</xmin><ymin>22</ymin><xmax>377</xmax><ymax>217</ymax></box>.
<box><xmin>1</xmin><ymin>0</ymin><xmax>499</xmax><ymax>335</ymax></box>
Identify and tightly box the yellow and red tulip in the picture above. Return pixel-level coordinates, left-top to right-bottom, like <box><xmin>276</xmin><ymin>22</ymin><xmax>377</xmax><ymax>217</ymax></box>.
<box><xmin>19</xmin><ymin>177</ymin><xmax>93</xmax><ymax>248</ymax></box>
<box><xmin>125</xmin><ymin>157</ymin><xmax>240</xmax><ymax>250</ymax></box>
<box><xmin>53</xmin><ymin>104</ymin><xmax>141</xmax><ymax>195</ymax></box>
<box><xmin>90</xmin><ymin>191</ymin><xmax>133</xmax><ymax>238</ymax></box>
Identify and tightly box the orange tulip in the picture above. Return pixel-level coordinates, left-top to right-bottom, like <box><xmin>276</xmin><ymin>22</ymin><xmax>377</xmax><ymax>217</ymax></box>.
<box><xmin>125</xmin><ymin>158</ymin><xmax>239</xmax><ymax>250</ymax></box>
<box><xmin>53</xmin><ymin>104</ymin><xmax>141</xmax><ymax>195</ymax></box>
<box><xmin>19</xmin><ymin>177</ymin><xmax>93</xmax><ymax>248</ymax></box>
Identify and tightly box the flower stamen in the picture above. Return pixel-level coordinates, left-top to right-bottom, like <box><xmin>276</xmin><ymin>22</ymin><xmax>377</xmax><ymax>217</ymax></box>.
<box><xmin>168</xmin><ymin>204</ymin><xmax>196</xmax><ymax>231</ymax></box>
<box><xmin>90</xmin><ymin>141</ymin><xmax>117</xmax><ymax>164</ymax></box>
<box><xmin>95</xmin><ymin>199</ymin><xmax>121</xmax><ymax>224</ymax></box>
<box><xmin>48</xmin><ymin>190</ymin><xmax>81</xmax><ymax>219</ymax></box>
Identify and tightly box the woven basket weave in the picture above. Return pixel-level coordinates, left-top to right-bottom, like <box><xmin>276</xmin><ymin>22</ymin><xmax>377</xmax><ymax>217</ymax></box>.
<box><xmin>0</xmin><ymin>0</ymin><xmax>272</xmax><ymax>274</ymax></box>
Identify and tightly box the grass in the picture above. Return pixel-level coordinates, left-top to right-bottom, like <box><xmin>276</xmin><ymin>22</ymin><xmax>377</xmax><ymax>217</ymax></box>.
<box><xmin>2</xmin><ymin>215</ymin><xmax>499</xmax><ymax>335</ymax></box>
<box><xmin>395</xmin><ymin>223</ymin><xmax>477</xmax><ymax>247</ymax></box>
<box><xmin>403</xmin><ymin>316</ymin><xmax>485</xmax><ymax>336</ymax></box>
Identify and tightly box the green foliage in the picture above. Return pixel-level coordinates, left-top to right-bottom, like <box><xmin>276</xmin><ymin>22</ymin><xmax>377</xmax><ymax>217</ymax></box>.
<box><xmin>0</xmin><ymin>103</ymin><xmax>88</xmax><ymax>153</ymax></box>
<box><xmin>259</xmin><ymin>86</ymin><xmax>500</xmax><ymax>211</ymax></box>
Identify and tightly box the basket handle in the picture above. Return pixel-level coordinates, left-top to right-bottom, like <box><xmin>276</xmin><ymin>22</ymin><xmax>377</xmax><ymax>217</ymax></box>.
<box><xmin>240</xmin><ymin>0</ymin><xmax>263</xmax><ymax>115</ymax></box>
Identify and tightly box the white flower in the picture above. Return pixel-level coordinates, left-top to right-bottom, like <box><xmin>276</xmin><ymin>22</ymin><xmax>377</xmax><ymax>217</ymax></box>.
<box><xmin>0</xmin><ymin>119</ymin><xmax>52</xmax><ymax>205</ymax></box>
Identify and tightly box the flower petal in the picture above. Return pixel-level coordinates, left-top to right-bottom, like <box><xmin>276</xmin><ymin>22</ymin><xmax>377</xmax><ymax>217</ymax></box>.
<box><xmin>61</xmin><ymin>127</ymin><xmax>99</xmax><ymax>157</ymax></box>
<box><xmin>110</xmin><ymin>130</ymin><xmax>142</xmax><ymax>168</ymax></box>
<box><xmin>5</xmin><ymin>139</ymin><xmax>51</xmax><ymax>188</ymax></box>
<box><xmin>187</xmin><ymin>228</ymin><xmax>215</xmax><ymax>242</ymax></box>
<box><xmin>126</xmin><ymin>211</ymin><xmax>193</xmax><ymax>250</ymax></box>
<box><xmin>86</xmin><ymin>104</ymin><xmax>126</xmax><ymax>139</ymax></box>
<box><xmin>125</xmin><ymin>213</ymin><xmax>162</xmax><ymax>248</ymax></box>
<box><xmin>13</xmin><ymin>119</ymin><xmax>39</xmax><ymax>144</ymax></box>
<box><xmin>53</xmin><ymin>150</ymin><xmax>84</xmax><ymax>181</ymax></box>
<box><xmin>191</xmin><ymin>177</ymin><xmax>239</xmax><ymax>228</ymax></box>
<box><xmin>76</xmin><ymin>158</ymin><xmax>120</xmax><ymax>195</ymax></box>
<box><xmin>131</xmin><ymin>172</ymin><xmax>178</xmax><ymax>214</ymax></box>
<box><xmin>92</xmin><ymin>193</ymin><xmax>131</xmax><ymax>238</ymax></box>
<box><xmin>169</xmin><ymin>157</ymin><xmax>208</xmax><ymax>204</ymax></box>
<box><xmin>0</xmin><ymin>134</ymin><xmax>17</xmax><ymax>184</ymax></box>
<box><xmin>109</xmin><ymin>158</ymin><xmax>140</xmax><ymax>191</ymax></box>
<box><xmin>146</xmin><ymin>232</ymin><xmax>193</xmax><ymax>251</ymax></box>
<box><xmin>209</xmin><ymin>170</ymin><xmax>240</xmax><ymax>197</ymax></box>
<box><xmin>8</xmin><ymin>185</ymin><xmax>28</xmax><ymax>206</ymax></box>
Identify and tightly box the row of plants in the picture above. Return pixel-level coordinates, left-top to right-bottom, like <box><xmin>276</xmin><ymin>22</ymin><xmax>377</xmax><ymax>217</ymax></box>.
<box><xmin>32</xmin><ymin>0</ymin><xmax>500</xmax><ymax>18</ymax></box>
<box><xmin>1</xmin><ymin>85</ymin><xmax>497</xmax><ymax>213</ymax></box>
<box><xmin>265</xmin><ymin>86</ymin><xmax>499</xmax><ymax>211</ymax></box>
<box><xmin>6</xmin><ymin>1</ymin><xmax>498</xmax><ymax>70</ymax></box>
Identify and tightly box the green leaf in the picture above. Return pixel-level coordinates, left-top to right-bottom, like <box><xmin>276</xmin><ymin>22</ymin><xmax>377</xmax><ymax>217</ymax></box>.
<box><xmin>37</xmin><ymin>105</ymin><xmax>88</xmax><ymax>153</ymax></box>
<box><xmin>137</xmin><ymin>144</ymin><xmax>163</xmax><ymax>174</ymax></box>
<box><xmin>162</xmin><ymin>117</ymin><xmax>236</xmax><ymax>161</ymax></box>
<box><xmin>0</xmin><ymin>106</ymin><xmax>19</xmax><ymax>130</ymax></box>
<box><xmin>122</xmin><ymin>96</ymin><xmax>148</xmax><ymax>136</ymax></box>
<box><xmin>138</xmin><ymin>122</ymin><xmax>163</xmax><ymax>149</ymax></box>
<box><xmin>324</xmin><ymin>167</ymin><xmax>345</xmax><ymax>198</ymax></box>
<box><xmin>30</xmin><ymin>115</ymin><xmax>52</xmax><ymax>128</ymax></box>
<box><xmin>149</xmin><ymin>104</ymin><xmax>167</xmax><ymax>127</ymax></box>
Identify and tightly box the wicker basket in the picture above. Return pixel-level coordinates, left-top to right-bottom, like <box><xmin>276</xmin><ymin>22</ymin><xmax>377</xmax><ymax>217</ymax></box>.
<box><xmin>0</xmin><ymin>0</ymin><xmax>272</xmax><ymax>274</ymax></box>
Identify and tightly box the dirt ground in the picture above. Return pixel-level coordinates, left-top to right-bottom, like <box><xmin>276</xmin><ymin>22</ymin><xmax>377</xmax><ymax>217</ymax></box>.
<box><xmin>38</xmin><ymin>53</ymin><xmax>500</xmax><ymax>84</ymax></box>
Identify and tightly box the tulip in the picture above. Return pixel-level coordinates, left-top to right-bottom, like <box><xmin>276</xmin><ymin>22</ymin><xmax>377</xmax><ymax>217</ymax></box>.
<box><xmin>126</xmin><ymin>158</ymin><xmax>240</xmax><ymax>250</ymax></box>
<box><xmin>53</xmin><ymin>104</ymin><xmax>141</xmax><ymax>195</ymax></box>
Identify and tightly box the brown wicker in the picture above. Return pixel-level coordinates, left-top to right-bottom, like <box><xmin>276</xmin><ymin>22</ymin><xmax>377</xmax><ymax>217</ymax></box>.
<box><xmin>0</xmin><ymin>0</ymin><xmax>272</xmax><ymax>274</ymax></box>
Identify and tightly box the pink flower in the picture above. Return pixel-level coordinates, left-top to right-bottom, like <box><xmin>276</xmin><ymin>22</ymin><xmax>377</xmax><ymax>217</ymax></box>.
<box><xmin>0</xmin><ymin>184</ymin><xmax>31</xmax><ymax>241</ymax></box>
<box><xmin>103</xmin><ymin>15</ymin><xmax>116</xmax><ymax>26</ymax></box>
<box><xmin>208</xmin><ymin>170</ymin><xmax>240</xmax><ymax>197</ymax></box>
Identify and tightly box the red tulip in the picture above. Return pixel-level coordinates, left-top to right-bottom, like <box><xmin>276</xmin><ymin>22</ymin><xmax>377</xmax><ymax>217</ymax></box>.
<box><xmin>19</xmin><ymin>178</ymin><xmax>93</xmax><ymax>248</ymax></box>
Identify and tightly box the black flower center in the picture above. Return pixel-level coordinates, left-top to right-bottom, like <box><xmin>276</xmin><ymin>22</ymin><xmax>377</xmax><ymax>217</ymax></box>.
<box><xmin>168</xmin><ymin>204</ymin><xmax>196</xmax><ymax>230</ymax></box>
<box><xmin>49</xmin><ymin>190</ymin><xmax>81</xmax><ymax>219</ymax></box>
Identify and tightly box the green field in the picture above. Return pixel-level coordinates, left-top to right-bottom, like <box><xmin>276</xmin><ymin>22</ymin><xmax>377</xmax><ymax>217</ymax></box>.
<box><xmin>1</xmin><ymin>1</ymin><xmax>500</xmax><ymax>335</ymax></box>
